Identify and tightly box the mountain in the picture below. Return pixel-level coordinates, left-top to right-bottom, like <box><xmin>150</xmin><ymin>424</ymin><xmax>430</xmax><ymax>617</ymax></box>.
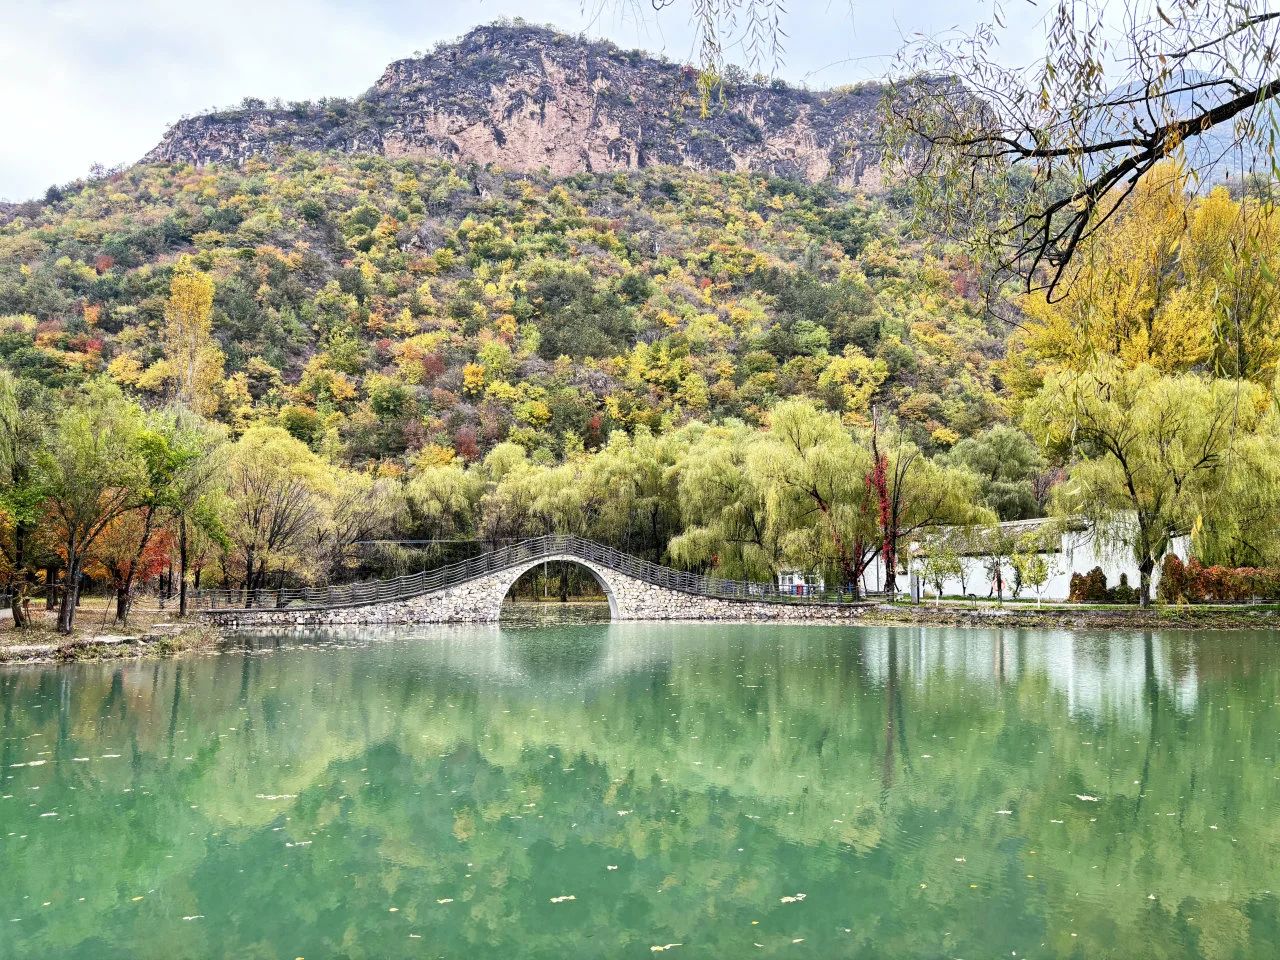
<box><xmin>145</xmin><ymin>22</ymin><xmax>894</xmax><ymax>192</ymax></box>
<box><xmin>0</xmin><ymin>22</ymin><xmax>1005</xmax><ymax>468</ymax></box>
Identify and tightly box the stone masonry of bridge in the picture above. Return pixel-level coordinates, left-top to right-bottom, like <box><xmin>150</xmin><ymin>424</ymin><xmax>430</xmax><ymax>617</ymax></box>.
<box><xmin>202</xmin><ymin>554</ymin><xmax>868</xmax><ymax>627</ymax></box>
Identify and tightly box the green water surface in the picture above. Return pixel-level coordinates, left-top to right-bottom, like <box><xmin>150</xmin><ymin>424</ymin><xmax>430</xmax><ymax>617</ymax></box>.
<box><xmin>1</xmin><ymin>623</ymin><xmax>1278</xmax><ymax>959</ymax></box>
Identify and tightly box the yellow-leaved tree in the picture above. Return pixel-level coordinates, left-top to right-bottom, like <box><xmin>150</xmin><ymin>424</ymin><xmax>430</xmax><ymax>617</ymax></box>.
<box><xmin>1013</xmin><ymin>164</ymin><xmax>1212</xmax><ymax>385</ymax></box>
<box><xmin>162</xmin><ymin>257</ymin><xmax>224</xmax><ymax>416</ymax></box>
<box><xmin>1010</xmin><ymin>164</ymin><xmax>1280</xmax><ymax>394</ymax></box>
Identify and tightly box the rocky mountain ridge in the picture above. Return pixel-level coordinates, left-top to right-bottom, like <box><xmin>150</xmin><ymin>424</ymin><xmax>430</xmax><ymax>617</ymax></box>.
<box><xmin>144</xmin><ymin>22</ymin><xmax>895</xmax><ymax>191</ymax></box>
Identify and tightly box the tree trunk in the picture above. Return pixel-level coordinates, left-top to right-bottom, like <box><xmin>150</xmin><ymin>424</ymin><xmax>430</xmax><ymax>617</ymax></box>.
<box><xmin>45</xmin><ymin>565</ymin><xmax>57</xmax><ymax>610</ymax></box>
<box><xmin>9</xmin><ymin>522</ymin><xmax>29</xmax><ymax>628</ymax></box>
<box><xmin>244</xmin><ymin>546</ymin><xmax>255</xmax><ymax>607</ymax></box>
<box><xmin>178</xmin><ymin>517</ymin><xmax>189</xmax><ymax>618</ymax></box>
<box><xmin>10</xmin><ymin>588</ymin><xmax>26</xmax><ymax>628</ymax></box>
<box><xmin>559</xmin><ymin>563</ymin><xmax>569</xmax><ymax>603</ymax></box>
<box><xmin>56</xmin><ymin>558</ymin><xmax>81</xmax><ymax>634</ymax></box>
<box><xmin>1139</xmin><ymin>558</ymin><xmax>1154</xmax><ymax>608</ymax></box>
<box><xmin>115</xmin><ymin>587</ymin><xmax>130</xmax><ymax>623</ymax></box>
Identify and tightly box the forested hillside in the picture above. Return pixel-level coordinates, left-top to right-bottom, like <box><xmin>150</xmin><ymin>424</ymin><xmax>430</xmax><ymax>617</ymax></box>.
<box><xmin>0</xmin><ymin>153</ymin><xmax>1005</xmax><ymax>465</ymax></box>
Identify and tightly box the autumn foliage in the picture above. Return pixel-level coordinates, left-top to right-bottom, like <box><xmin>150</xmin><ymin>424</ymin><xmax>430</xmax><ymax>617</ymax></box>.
<box><xmin>1156</xmin><ymin>555</ymin><xmax>1280</xmax><ymax>604</ymax></box>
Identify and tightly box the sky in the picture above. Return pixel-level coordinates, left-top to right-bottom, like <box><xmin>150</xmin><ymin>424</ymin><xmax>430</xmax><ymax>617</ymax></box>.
<box><xmin>0</xmin><ymin>0</ymin><xmax>1042</xmax><ymax>201</ymax></box>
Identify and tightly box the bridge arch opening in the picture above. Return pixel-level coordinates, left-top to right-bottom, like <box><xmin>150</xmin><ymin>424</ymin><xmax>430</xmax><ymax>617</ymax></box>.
<box><xmin>499</xmin><ymin>558</ymin><xmax>618</xmax><ymax>623</ymax></box>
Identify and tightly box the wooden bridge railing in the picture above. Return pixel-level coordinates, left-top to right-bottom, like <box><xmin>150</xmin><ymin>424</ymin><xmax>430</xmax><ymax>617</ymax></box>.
<box><xmin>190</xmin><ymin>535</ymin><xmax>877</xmax><ymax>613</ymax></box>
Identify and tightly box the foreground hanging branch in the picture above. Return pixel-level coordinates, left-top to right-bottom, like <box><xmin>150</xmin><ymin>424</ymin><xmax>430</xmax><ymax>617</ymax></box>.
<box><xmin>884</xmin><ymin>1</ymin><xmax>1280</xmax><ymax>300</ymax></box>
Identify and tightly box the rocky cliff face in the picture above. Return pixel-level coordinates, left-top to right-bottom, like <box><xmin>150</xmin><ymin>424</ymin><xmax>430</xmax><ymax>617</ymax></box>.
<box><xmin>144</xmin><ymin>23</ymin><xmax>895</xmax><ymax>191</ymax></box>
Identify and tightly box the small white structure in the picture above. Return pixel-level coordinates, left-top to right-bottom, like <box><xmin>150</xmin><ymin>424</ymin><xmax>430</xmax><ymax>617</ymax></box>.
<box><xmin>777</xmin><ymin>569</ymin><xmax>825</xmax><ymax>596</ymax></box>
<box><xmin>910</xmin><ymin>515</ymin><xmax>1190</xmax><ymax>602</ymax></box>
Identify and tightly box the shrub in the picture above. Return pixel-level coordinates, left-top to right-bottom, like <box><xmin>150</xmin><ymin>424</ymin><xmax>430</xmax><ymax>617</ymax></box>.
<box><xmin>1158</xmin><ymin>557</ymin><xmax>1280</xmax><ymax>603</ymax></box>
<box><xmin>1157</xmin><ymin>555</ymin><xmax>1187</xmax><ymax>603</ymax></box>
<box><xmin>1069</xmin><ymin>566</ymin><xmax>1109</xmax><ymax>603</ymax></box>
<box><xmin>1109</xmin><ymin>573</ymin><xmax>1137</xmax><ymax>605</ymax></box>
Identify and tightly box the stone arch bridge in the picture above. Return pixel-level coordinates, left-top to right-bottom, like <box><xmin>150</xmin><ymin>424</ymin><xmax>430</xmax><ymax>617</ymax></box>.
<box><xmin>194</xmin><ymin>536</ymin><xmax>871</xmax><ymax>626</ymax></box>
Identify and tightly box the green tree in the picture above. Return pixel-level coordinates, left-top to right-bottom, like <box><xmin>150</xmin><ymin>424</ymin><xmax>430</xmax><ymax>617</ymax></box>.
<box><xmin>753</xmin><ymin>400</ymin><xmax>877</xmax><ymax>594</ymax></box>
<box><xmin>1026</xmin><ymin>361</ymin><xmax>1263</xmax><ymax>605</ymax></box>
<box><xmin>917</xmin><ymin>543</ymin><xmax>962</xmax><ymax>607</ymax></box>
<box><xmin>867</xmin><ymin>418</ymin><xmax>989</xmax><ymax>596</ymax></box>
<box><xmin>158</xmin><ymin>409</ymin><xmax>228</xmax><ymax>617</ymax></box>
<box><xmin>37</xmin><ymin>381</ymin><xmax>147</xmax><ymax>633</ymax></box>
<box><xmin>224</xmin><ymin>426</ymin><xmax>333</xmax><ymax>597</ymax></box>
<box><xmin>0</xmin><ymin>371</ymin><xmax>52</xmax><ymax>627</ymax></box>
<box><xmin>318</xmin><ymin>470</ymin><xmax>406</xmax><ymax>582</ymax></box>
<box><xmin>669</xmin><ymin>423</ymin><xmax>781</xmax><ymax>580</ymax></box>
<box><xmin>1012</xmin><ymin>549</ymin><xmax>1051</xmax><ymax>606</ymax></box>
<box><xmin>945</xmin><ymin>425</ymin><xmax>1048</xmax><ymax>521</ymax></box>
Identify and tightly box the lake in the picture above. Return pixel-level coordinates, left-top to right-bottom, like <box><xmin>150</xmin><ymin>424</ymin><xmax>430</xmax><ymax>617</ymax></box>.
<box><xmin>1</xmin><ymin>623</ymin><xmax>1278</xmax><ymax>959</ymax></box>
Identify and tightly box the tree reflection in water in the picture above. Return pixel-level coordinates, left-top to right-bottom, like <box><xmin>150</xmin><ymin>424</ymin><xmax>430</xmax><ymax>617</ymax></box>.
<box><xmin>1</xmin><ymin>623</ymin><xmax>1277</xmax><ymax>959</ymax></box>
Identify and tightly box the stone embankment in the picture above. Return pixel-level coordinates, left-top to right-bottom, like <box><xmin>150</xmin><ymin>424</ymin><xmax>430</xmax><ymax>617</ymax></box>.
<box><xmin>202</xmin><ymin>560</ymin><xmax>869</xmax><ymax>627</ymax></box>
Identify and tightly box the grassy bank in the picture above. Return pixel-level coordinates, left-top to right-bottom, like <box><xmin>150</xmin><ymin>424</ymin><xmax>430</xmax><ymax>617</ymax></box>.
<box><xmin>864</xmin><ymin>600</ymin><xmax>1280</xmax><ymax>630</ymax></box>
<box><xmin>0</xmin><ymin>597</ymin><xmax>222</xmax><ymax>665</ymax></box>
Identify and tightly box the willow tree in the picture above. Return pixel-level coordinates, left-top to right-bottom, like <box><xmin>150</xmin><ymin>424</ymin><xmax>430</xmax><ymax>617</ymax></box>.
<box><xmin>579</xmin><ymin>426</ymin><xmax>692</xmax><ymax>559</ymax></box>
<box><xmin>668</xmin><ymin>423</ymin><xmax>781</xmax><ymax>581</ymax></box>
<box><xmin>753</xmin><ymin>400</ymin><xmax>877</xmax><ymax>594</ymax></box>
<box><xmin>1190</xmin><ymin>412</ymin><xmax>1280</xmax><ymax>565</ymax></box>
<box><xmin>863</xmin><ymin>419</ymin><xmax>990</xmax><ymax>596</ymax></box>
<box><xmin>404</xmin><ymin>460</ymin><xmax>483</xmax><ymax>553</ymax></box>
<box><xmin>1027</xmin><ymin>360</ymin><xmax>1266</xmax><ymax>605</ymax></box>
<box><xmin>223</xmin><ymin>426</ymin><xmax>333</xmax><ymax>598</ymax></box>
<box><xmin>318</xmin><ymin>469</ymin><xmax>406</xmax><ymax>582</ymax></box>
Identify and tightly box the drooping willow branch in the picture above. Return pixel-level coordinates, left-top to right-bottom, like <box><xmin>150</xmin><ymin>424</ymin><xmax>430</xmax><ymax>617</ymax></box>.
<box><xmin>884</xmin><ymin>1</ymin><xmax>1280</xmax><ymax>301</ymax></box>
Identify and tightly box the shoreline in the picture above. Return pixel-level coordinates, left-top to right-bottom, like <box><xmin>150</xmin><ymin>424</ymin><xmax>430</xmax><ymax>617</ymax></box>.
<box><xmin>861</xmin><ymin>602</ymin><xmax>1280</xmax><ymax>630</ymax></box>
<box><xmin>0</xmin><ymin>623</ymin><xmax>222</xmax><ymax>666</ymax></box>
<box><xmin>3</xmin><ymin>603</ymin><xmax>1276</xmax><ymax>666</ymax></box>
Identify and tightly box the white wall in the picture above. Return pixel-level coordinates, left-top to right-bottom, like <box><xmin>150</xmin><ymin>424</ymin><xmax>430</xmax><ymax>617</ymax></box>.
<box><xmin>910</xmin><ymin>520</ymin><xmax>1190</xmax><ymax>602</ymax></box>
